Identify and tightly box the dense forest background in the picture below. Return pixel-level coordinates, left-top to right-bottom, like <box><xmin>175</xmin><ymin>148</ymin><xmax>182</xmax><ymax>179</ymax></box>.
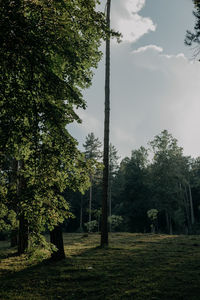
<box><xmin>65</xmin><ymin>129</ymin><xmax>200</xmax><ymax>235</ymax></box>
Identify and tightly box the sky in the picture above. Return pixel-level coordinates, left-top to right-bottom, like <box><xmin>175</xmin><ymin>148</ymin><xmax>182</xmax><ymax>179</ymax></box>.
<box><xmin>69</xmin><ymin>0</ymin><xmax>200</xmax><ymax>159</ymax></box>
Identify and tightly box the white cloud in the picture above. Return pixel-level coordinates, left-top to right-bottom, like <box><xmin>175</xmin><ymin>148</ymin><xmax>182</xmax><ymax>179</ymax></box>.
<box><xmin>132</xmin><ymin>45</ymin><xmax>163</xmax><ymax>54</ymax></box>
<box><xmin>111</xmin><ymin>0</ymin><xmax>156</xmax><ymax>43</ymax></box>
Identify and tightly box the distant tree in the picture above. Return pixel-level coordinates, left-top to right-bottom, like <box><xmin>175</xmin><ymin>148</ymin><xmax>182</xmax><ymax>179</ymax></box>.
<box><xmin>147</xmin><ymin>209</ymin><xmax>158</xmax><ymax>233</ymax></box>
<box><xmin>109</xmin><ymin>144</ymin><xmax>120</xmax><ymax>231</ymax></box>
<box><xmin>185</xmin><ymin>1</ymin><xmax>200</xmax><ymax>58</ymax></box>
<box><xmin>83</xmin><ymin>133</ymin><xmax>102</xmax><ymax>227</ymax></box>
<box><xmin>149</xmin><ymin>130</ymin><xmax>189</xmax><ymax>234</ymax></box>
<box><xmin>112</xmin><ymin>147</ymin><xmax>151</xmax><ymax>232</ymax></box>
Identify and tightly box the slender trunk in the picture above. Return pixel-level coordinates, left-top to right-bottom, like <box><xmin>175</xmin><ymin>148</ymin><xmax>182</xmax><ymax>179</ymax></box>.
<box><xmin>89</xmin><ymin>177</ymin><xmax>92</xmax><ymax>224</ymax></box>
<box><xmin>165</xmin><ymin>210</ymin><xmax>173</xmax><ymax>234</ymax></box>
<box><xmin>169</xmin><ymin>215</ymin><xmax>173</xmax><ymax>235</ymax></box>
<box><xmin>10</xmin><ymin>158</ymin><xmax>18</xmax><ymax>248</ymax></box>
<box><xmin>184</xmin><ymin>184</ymin><xmax>191</xmax><ymax>230</ymax></box>
<box><xmin>10</xmin><ymin>229</ymin><xmax>18</xmax><ymax>247</ymax></box>
<box><xmin>180</xmin><ymin>183</ymin><xmax>189</xmax><ymax>233</ymax></box>
<box><xmin>188</xmin><ymin>183</ymin><xmax>195</xmax><ymax>225</ymax></box>
<box><xmin>165</xmin><ymin>210</ymin><xmax>169</xmax><ymax>233</ymax></box>
<box><xmin>80</xmin><ymin>195</ymin><xmax>83</xmax><ymax>232</ymax></box>
<box><xmin>101</xmin><ymin>0</ymin><xmax>111</xmax><ymax>247</ymax></box>
<box><xmin>18</xmin><ymin>214</ymin><xmax>29</xmax><ymax>254</ymax></box>
<box><xmin>98</xmin><ymin>214</ymin><xmax>100</xmax><ymax>232</ymax></box>
<box><xmin>17</xmin><ymin>160</ymin><xmax>29</xmax><ymax>254</ymax></box>
<box><xmin>109</xmin><ymin>178</ymin><xmax>112</xmax><ymax>232</ymax></box>
<box><xmin>50</xmin><ymin>225</ymin><xmax>65</xmax><ymax>261</ymax></box>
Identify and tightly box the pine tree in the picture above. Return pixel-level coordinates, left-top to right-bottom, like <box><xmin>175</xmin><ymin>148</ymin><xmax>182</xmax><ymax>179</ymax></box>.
<box><xmin>83</xmin><ymin>133</ymin><xmax>102</xmax><ymax>227</ymax></box>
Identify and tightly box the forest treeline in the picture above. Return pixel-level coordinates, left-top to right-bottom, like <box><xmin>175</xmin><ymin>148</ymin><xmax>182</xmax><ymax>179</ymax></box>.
<box><xmin>67</xmin><ymin>130</ymin><xmax>200</xmax><ymax>235</ymax></box>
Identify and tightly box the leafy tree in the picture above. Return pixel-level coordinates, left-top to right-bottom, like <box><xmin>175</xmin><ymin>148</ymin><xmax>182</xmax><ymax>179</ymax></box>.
<box><xmin>112</xmin><ymin>147</ymin><xmax>151</xmax><ymax>232</ymax></box>
<box><xmin>0</xmin><ymin>0</ymin><xmax>115</xmax><ymax>257</ymax></box>
<box><xmin>83</xmin><ymin>132</ymin><xmax>102</xmax><ymax>227</ymax></box>
<box><xmin>149</xmin><ymin>130</ymin><xmax>189</xmax><ymax>234</ymax></box>
<box><xmin>185</xmin><ymin>0</ymin><xmax>200</xmax><ymax>58</ymax></box>
<box><xmin>109</xmin><ymin>144</ymin><xmax>120</xmax><ymax>231</ymax></box>
<box><xmin>147</xmin><ymin>209</ymin><xmax>158</xmax><ymax>233</ymax></box>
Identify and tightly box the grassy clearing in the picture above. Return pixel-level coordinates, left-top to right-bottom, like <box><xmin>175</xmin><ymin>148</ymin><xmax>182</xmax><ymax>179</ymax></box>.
<box><xmin>1</xmin><ymin>233</ymin><xmax>200</xmax><ymax>299</ymax></box>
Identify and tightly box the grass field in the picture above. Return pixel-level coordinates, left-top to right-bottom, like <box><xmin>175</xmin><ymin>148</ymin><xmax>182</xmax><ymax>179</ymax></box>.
<box><xmin>1</xmin><ymin>233</ymin><xmax>200</xmax><ymax>299</ymax></box>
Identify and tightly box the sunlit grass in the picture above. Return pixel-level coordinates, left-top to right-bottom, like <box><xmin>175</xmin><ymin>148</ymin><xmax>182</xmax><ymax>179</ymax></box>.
<box><xmin>1</xmin><ymin>233</ymin><xmax>200</xmax><ymax>299</ymax></box>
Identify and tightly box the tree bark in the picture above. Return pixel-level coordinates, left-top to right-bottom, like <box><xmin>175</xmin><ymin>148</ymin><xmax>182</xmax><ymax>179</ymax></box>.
<box><xmin>17</xmin><ymin>160</ymin><xmax>29</xmax><ymax>255</ymax></box>
<box><xmin>169</xmin><ymin>215</ymin><xmax>173</xmax><ymax>235</ymax></box>
<box><xmin>188</xmin><ymin>183</ymin><xmax>195</xmax><ymax>225</ymax></box>
<box><xmin>50</xmin><ymin>225</ymin><xmax>65</xmax><ymax>260</ymax></box>
<box><xmin>101</xmin><ymin>0</ymin><xmax>111</xmax><ymax>247</ymax></box>
<box><xmin>108</xmin><ymin>177</ymin><xmax>112</xmax><ymax>232</ymax></box>
<box><xmin>10</xmin><ymin>229</ymin><xmax>18</xmax><ymax>247</ymax></box>
<box><xmin>10</xmin><ymin>158</ymin><xmax>18</xmax><ymax>248</ymax></box>
<box><xmin>18</xmin><ymin>214</ymin><xmax>29</xmax><ymax>254</ymax></box>
<box><xmin>89</xmin><ymin>176</ymin><xmax>92</xmax><ymax>227</ymax></box>
<box><xmin>184</xmin><ymin>184</ymin><xmax>191</xmax><ymax>231</ymax></box>
<box><xmin>79</xmin><ymin>195</ymin><xmax>83</xmax><ymax>232</ymax></box>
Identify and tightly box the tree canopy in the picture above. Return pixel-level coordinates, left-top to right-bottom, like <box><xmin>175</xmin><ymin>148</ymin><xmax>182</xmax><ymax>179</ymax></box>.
<box><xmin>0</xmin><ymin>0</ymin><xmax>116</xmax><ymax>252</ymax></box>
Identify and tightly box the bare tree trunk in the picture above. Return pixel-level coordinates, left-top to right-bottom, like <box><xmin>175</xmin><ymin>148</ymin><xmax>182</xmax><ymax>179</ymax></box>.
<box><xmin>89</xmin><ymin>176</ymin><xmax>92</xmax><ymax>225</ymax></box>
<box><xmin>10</xmin><ymin>159</ymin><xmax>18</xmax><ymax>248</ymax></box>
<box><xmin>109</xmin><ymin>178</ymin><xmax>112</xmax><ymax>232</ymax></box>
<box><xmin>169</xmin><ymin>215</ymin><xmax>173</xmax><ymax>235</ymax></box>
<box><xmin>101</xmin><ymin>0</ymin><xmax>111</xmax><ymax>248</ymax></box>
<box><xmin>165</xmin><ymin>210</ymin><xmax>169</xmax><ymax>233</ymax></box>
<box><xmin>180</xmin><ymin>183</ymin><xmax>189</xmax><ymax>233</ymax></box>
<box><xmin>18</xmin><ymin>214</ymin><xmax>29</xmax><ymax>255</ymax></box>
<box><xmin>50</xmin><ymin>225</ymin><xmax>65</xmax><ymax>261</ymax></box>
<box><xmin>17</xmin><ymin>160</ymin><xmax>29</xmax><ymax>255</ymax></box>
<box><xmin>188</xmin><ymin>183</ymin><xmax>195</xmax><ymax>225</ymax></box>
<box><xmin>80</xmin><ymin>195</ymin><xmax>83</xmax><ymax>232</ymax></box>
<box><xmin>10</xmin><ymin>229</ymin><xmax>18</xmax><ymax>247</ymax></box>
<box><xmin>165</xmin><ymin>210</ymin><xmax>173</xmax><ymax>234</ymax></box>
<box><xmin>184</xmin><ymin>184</ymin><xmax>191</xmax><ymax>231</ymax></box>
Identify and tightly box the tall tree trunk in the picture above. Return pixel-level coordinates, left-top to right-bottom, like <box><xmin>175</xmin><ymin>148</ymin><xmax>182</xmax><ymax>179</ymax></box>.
<box><xmin>188</xmin><ymin>183</ymin><xmax>195</xmax><ymax>225</ymax></box>
<box><xmin>165</xmin><ymin>210</ymin><xmax>170</xmax><ymax>234</ymax></box>
<box><xmin>169</xmin><ymin>215</ymin><xmax>173</xmax><ymax>235</ymax></box>
<box><xmin>79</xmin><ymin>195</ymin><xmax>83</xmax><ymax>232</ymax></box>
<box><xmin>184</xmin><ymin>184</ymin><xmax>191</xmax><ymax>231</ymax></box>
<box><xmin>50</xmin><ymin>225</ymin><xmax>65</xmax><ymax>261</ymax></box>
<box><xmin>109</xmin><ymin>177</ymin><xmax>112</xmax><ymax>232</ymax></box>
<box><xmin>10</xmin><ymin>158</ymin><xmax>18</xmax><ymax>248</ymax></box>
<box><xmin>17</xmin><ymin>160</ymin><xmax>29</xmax><ymax>254</ymax></box>
<box><xmin>18</xmin><ymin>214</ymin><xmax>29</xmax><ymax>255</ymax></box>
<box><xmin>101</xmin><ymin>0</ymin><xmax>111</xmax><ymax>247</ymax></box>
<box><xmin>89</xmin><ymin>176</ymin><xmax>92</xmax><ymax>229</ymax></box>
<box><xmin>180</xmin><ymin>183</ymin><xmax>189</xmax><ymax>233</ymax></box>
<box><xmin>10</xmin><ymin>229</ymin><xmax>18</xmax><ymax>247</ymax></box>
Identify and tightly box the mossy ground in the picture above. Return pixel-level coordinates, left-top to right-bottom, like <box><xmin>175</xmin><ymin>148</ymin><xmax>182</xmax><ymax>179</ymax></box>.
<box><xmin>1</xmin><ymin>233</ymin><xmax>200</xmax><ymax>299</ymax></box>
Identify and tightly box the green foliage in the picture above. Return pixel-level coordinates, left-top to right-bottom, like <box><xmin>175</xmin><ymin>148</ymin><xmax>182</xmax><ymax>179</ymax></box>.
<box><xmin>84</xmin><ymin>220</ymin><xmax>98</xmax><ymax>232</ymax></box>
<box><xmin>108</xmin><ymin>215</ymin><xmax>123</xmax><ymax>230</ymax></box>
<box><xmin>83</xmin><ymin>133</ymin><xmax>102</xmax><ymax>161</ymax></box>
<box><xmin>147</xmin><ymin>209</ymin><xmax>158</xmax><ymax>222</ymax></box>
<box><xmin>147</xmin><ymin>209</ymin><xmax>158</xmax><ymax>233</ymax></box>
<box><xmin>0</xmin><ymin>0</ymin><xmax>118</xmax><ymax>243</ymax></box>
<box><xmin>185</xmin><ymin>1</ymin><xmax>200</xmax><ymax>55</ymax></box>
